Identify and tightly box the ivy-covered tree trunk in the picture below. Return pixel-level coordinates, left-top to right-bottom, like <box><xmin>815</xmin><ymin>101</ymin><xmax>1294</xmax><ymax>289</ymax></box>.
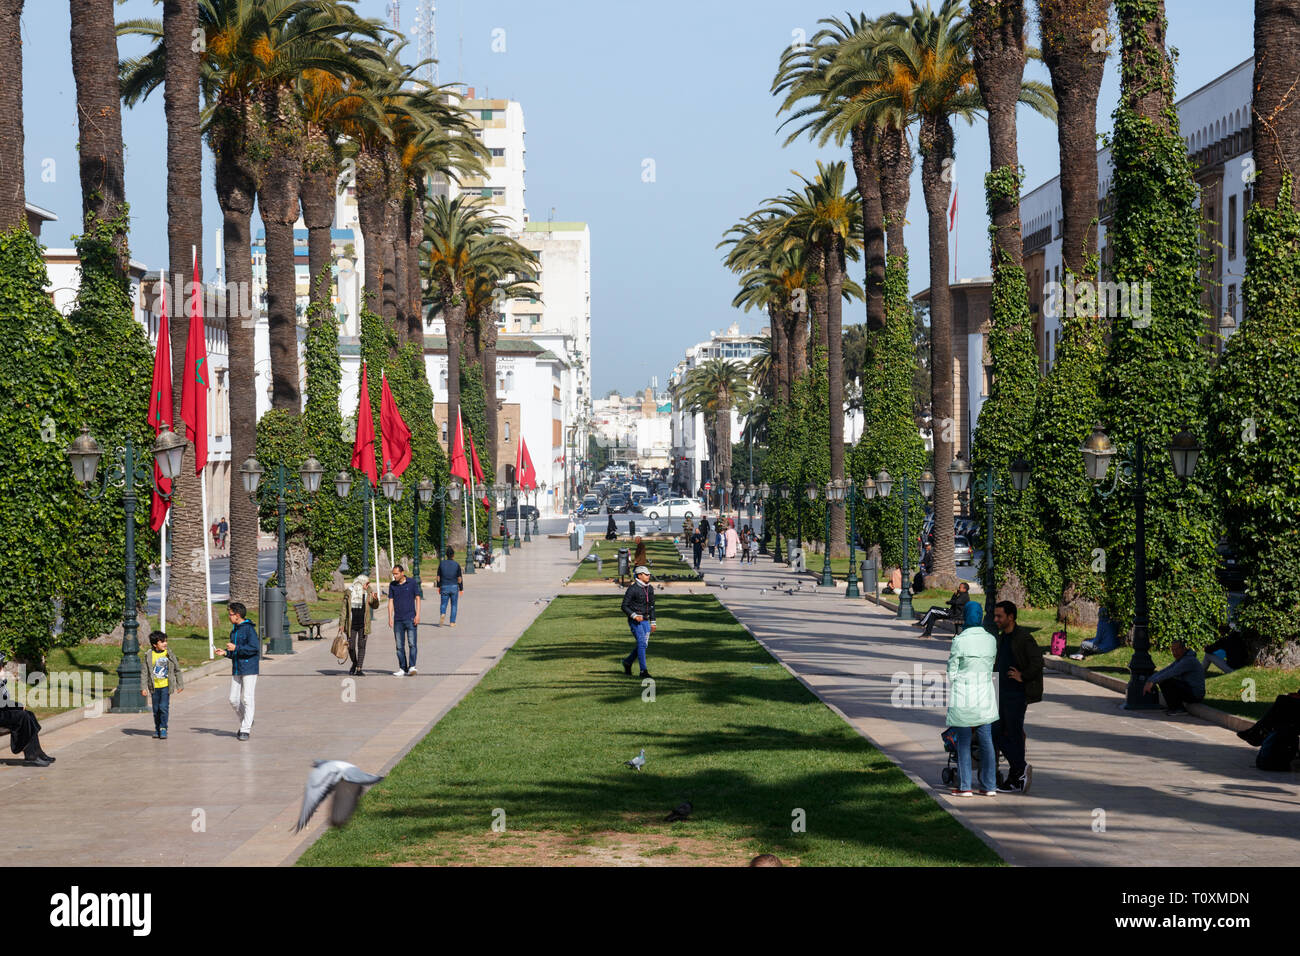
<box><xmin>407</xmin><ymin>174</ymin><xmax>427</xmax><ymax>350</ymax></box>
<box><xmin>920</xmin><ymin>112</ymin><xmax>960</xmax><ymax>589</ymax></box>
<box><xmin>851</xmin><ymin>255</ymin><xmax>927</xmax><ymax>576</ymax></box>
<box><xmin>1032</xmin><ymin>0</ymin><xmax>1110</xmax><ymax>623</ymax></box>
<box><xmin>355</xmin><ymin>146</ymin><xmax>388</xmax><ymax>319</ymax></box>
<box><xmin>0</xmin><ymin>1</ymin><xmax>25</xmax><ymax>231</ymax></box>
<box><xmin>824</xmin><ymin>236</ymin><xmax>848</xmax><ymax>558</ymax></box>
<box><xmin>1099</xmin><ymin>0</ymin><xmax>1224</xmax><ymax>649</ymax></box>
<box><xmin>1253</xmin><ymin>0</ymin><xmax>1300</xmax><ymax>213</ymax></box>
<box><xmin>300</xmin><ymin>123</ymin><xmax>338</xmax><ymax>318</ymax></box>
<box><xmin>879</xmin><ymin>121</ymin><xmax>913</xmax><ymax>260</ymax></box>
<box><xmin>768</xmin><ymin>304</ymin><xmax>788</xmax><ymax>405</ymax></box>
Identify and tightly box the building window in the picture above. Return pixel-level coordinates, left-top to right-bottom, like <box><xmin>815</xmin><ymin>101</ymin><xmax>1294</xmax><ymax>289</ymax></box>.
<box><xmin>1228</xmin><ymin>283</ymin><xmax>1237</xmax><ymax>322</ymax></box>
<box><xmin>441</xmin><ymin>421</ymin><xmax>448</xmax><ymax>443</ymax></box>
<box><xmin>504</xmin><ymin>422</ymin><xmax>511</xmax><ymax>442</ymax></box>
<box><xmin>480</xmin><ymin>109</ymin><xmax>494</xmax><ymax>120</ymax></box>
<box><xmin>1228</xmin><ymin>194</ymin><xmax>1237</xmax><ymax>259</ymax></box>
<box><xmin>480</xmin><ymin>187</ymin><xmax>493</xmax><ymax>198</ymax></box>
<box><xmin>490</xmin><ymin>148</ymin><xmax>505</xmax><ymax>157</ymax></box>
<box><xmin>439</xmin><ymin>369</ymin><xmax>448</xmax><ymax>390</ymax></box>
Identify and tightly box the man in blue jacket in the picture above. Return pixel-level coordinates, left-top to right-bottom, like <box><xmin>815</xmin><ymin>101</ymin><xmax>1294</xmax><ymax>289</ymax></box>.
<box><xmin>216</xmin><ymin>602</ymin><xmax>261</xmax><ymax>741</ymax></box>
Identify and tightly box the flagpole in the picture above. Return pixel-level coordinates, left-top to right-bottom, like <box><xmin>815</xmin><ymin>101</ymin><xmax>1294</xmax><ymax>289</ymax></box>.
<box><xmin>160</xmin><ymin>507</ymin><xmax>169</xmax><ymax>635</ymax></box>
<box><xmin>371</xmin><ymin>494</ymin><xmax>381</xmax><ymax>578</ymax></box>
<box><xmin>200</xmin><ymin>469</ymin><xmax>215</xmax><ymax>659</ymax></box>
<box><xmin>388</xmin><ymin>503</ymin><xmax>395</xmax><ymax>570</ymax></box>
<box><xmin>470</xmin><ymin>472</ymin><xmax>478</xmax><ymax>555</ymax></box>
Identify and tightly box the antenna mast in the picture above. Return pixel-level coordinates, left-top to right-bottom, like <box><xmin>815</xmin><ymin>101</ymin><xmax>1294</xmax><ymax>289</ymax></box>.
<box><xmin>414</xmin><ymin>0</ymin><xmax>439</xmax><ymax>85</ymax></box>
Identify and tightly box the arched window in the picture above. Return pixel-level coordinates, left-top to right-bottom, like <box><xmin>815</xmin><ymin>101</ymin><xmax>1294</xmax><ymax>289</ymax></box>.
<box><xmin>505</xmin><ymin>371</ymin><xmax>515</xmax><ymax>391</ymax></box>
<box><xmin>439</xmin><ymin>369</ymin><xmax>448</xmax><ymax>390</ymax></box>
<box><xmin>504</xmin><ymin>422</ymin><xmax>511</xmax><ymax>442</ymax></box>
<box><xmin>441</xmin><ymin>420</ymin><xmax>448</xmax><ymax>443</ymax></box>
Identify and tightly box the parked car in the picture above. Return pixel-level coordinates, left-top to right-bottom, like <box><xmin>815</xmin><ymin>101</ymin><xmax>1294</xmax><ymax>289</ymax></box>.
<box><xmin>579</xmin><ymin>495</ymin><xmax>600</xmax><ymax>515</ymax></box>
<box><xmin>499</xmin><ymin>503</ymin><xmax>540</xmax><ymax>521</ymax></box>
<box><xmin>606</xmin><ymin>494</ymin><xmax>630</xmax><ymax>514</ymax></box>
<box><xmin>954</xmin><ymin>536</ymin><xmax>973</xmax><ymax>566</ymax></box>
<box><xmin>645</xmin><ymin>497</ymin><xmax>704</xmax><ymax>520</ymax></box>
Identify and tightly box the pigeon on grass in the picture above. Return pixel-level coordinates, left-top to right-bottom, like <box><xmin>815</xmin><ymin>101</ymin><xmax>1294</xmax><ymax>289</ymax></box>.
<box><xmin>294</xmin><ymin>760</ymin><xmax>385</xmax><ymax>832</ymax></box>
<box><xmin>624</xmin><ymin>748</ymin><xmax>647</xmax><ymax>772</ymax></box>
<box><xmin>664</xmin><ymin>801</ymin><xmax>693</xmax><ymax>822</ymax></box>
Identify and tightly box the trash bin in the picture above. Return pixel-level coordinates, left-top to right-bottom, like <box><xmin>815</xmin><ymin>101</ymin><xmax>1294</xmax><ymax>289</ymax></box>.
<box><xmin>861</xmin><ymin>558</ymin><xmax>877</xmax><ymax>595</ymax></box>
<box><xmin>259</xmin><ymin>581</ymin><xmax>287</xmax><ymax>653</ymax></box>
<box><xmin>618</xmin><ymin>548</ymin><xmax>630</xmax><ymax>580</ymax></box>
<box><xmin>569</xmin><ymin>531</ymin><xmax>580</xmax><ymax>552</ymax></box>
<box><xmin>786</xmin><ymin>543</ymin><xmax>804</xmax><ymax>572</ymax></box>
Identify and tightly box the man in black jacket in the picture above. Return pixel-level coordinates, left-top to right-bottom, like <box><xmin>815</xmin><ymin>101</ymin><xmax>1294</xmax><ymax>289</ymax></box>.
<box><xmin>914</xmin><ymin>582</ymin><xmax>970</xmax><ymax>637</ymax></box>
<box><xmin>991</xmin><ymin>600</ymin><xmax>1044</xmax><ymax>793</ymax></box>
<box><xmin>620</xmin><ymin>565</ymin><xmax>657</xmax><ymax>678</ymax></box>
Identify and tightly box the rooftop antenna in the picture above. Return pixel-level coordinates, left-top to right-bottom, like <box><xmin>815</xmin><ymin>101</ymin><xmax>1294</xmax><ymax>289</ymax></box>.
<box><xmin>414</xmin><ymin>0</ymin><xmax>438</xmax><ymax>85</ymax></box>
<box><xmin>386</xmin><ymin>0</ymin><xmax>400</xmax><ymax>32</ymax></box>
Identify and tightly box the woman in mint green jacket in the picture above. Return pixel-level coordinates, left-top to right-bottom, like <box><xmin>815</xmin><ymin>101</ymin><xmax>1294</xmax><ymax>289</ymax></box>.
<box><xmin>946</xmin><ymin>601</ymin><xmax>999</xmax><ymax>796</ymax></box>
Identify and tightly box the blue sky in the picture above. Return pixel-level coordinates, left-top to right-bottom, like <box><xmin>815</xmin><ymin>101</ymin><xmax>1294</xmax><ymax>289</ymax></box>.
<box><xmin>22</xmin><ymin>1</ymin><xmax>1253</xmax><ymax>396</ymax></box>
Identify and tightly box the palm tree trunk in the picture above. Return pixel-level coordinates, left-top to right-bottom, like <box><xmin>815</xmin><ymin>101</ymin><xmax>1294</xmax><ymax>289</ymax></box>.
<box><xmin>300</xmin><ymin>124</ymin><xmax>338</xmax><ymax>317</ymax></box>
<box><xmin>715</xmin><ymin>403</ymin><xmax>731</xmax><ymax>511</ymax></box>
<box><xmin>160</xmin><ymin>0</ymin><xmax>208</xmax><ymax>626</ymax></box>
<box><xmin>971</xmin><ymin>0</ymin><xmax>1027</xmax><ymax>269</ymax></box>
<box><xmin>356</xmin><ymin>147</ymin><xmax>387</xmax><ymax>316</ymax></box>
<box><xmin>879</xmin><ymin>122</ymin><xmax>913</xmax><ymax>260</ymax></box>
<box><xmin>921</xmin><ymin>113</ymin><xmax>959</xmax><ymax>587</ymax></box>
<box><xmin>260</xmin><ymin>85</ymin><xmax>304</xmax><ymax>412</ymax></box>
<box><xmin>825</xmin><ymin>236</ymin><xmax>847</xmax><ymax>558</ymax></box>
<box><xmin>381</xmin><ymin>148</ymin><xmax>403</xmax><ymax>328</ymax></box>
<box><xmin>1038</xmin><ymin>0</ymin><xmax>1110</xmax><ymax>278</ymax></box>
<box><xmin>0</xmin><ymin>0</ymin><xmax>24</xmax><ymax>231</ymax></box>
<box><xmin>769</xmin><ymin>304</ymin><xmax>788</xmax><ymax>405</ymax></box>
<box><xmin>808</xmin><ymin>246</ymin><xmax>829</xmax><ymax>355</ymax></box>
<box><xmin>1253</xmin><ymin>0</ymin><xmax>1300</xmax><ymax>211</ymax></box>
<box><xmin>482</xmin><ymin>315</ymin><xmax>499</xmax><ymax>472</ymax></box>
<box><xmin>788</xmin><ymin>306</ymin><xmax>808</xmax><ymax>384</ymax></box>
<box><xmin>213</xmin><ymin>105</ymin><xmax>261</xmax><ymax>606</ymax></box>
<box><xmin>403</xmin><ymin>187</ymin><xmax>425</xmax><ymax>349</ymax></box>
<box><xmin>1118</xmin><ymin>0</ymin><xmax>1174</xmax><ymax>130</ymax></box>
<box><xmin>70</xmin><ymin>0</ymin><xmax>128</xmax><ymax>279</ymax></box>
<box><xmin>444</xmin><ymin>295</ymin><xmax>466</xmax><ymax>539</ymax></box>
<box><xmin>851</xmin><ymin>124</ymin><xmax>887</xmax><ymax>330</ymax></box>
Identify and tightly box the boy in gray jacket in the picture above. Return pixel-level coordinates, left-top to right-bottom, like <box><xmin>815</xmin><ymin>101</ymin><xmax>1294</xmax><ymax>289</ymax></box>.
<box><xmin>140</xmin><ymin>631</ymin><xmax>184</xmax><ymax>739</ymax></box>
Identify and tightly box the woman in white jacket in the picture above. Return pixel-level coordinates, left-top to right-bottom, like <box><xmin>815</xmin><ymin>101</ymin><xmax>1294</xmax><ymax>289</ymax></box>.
<box><xmin>945</xmin><ymin>601</ymin><xmax>999</xmax><ymax>796</ymax></box>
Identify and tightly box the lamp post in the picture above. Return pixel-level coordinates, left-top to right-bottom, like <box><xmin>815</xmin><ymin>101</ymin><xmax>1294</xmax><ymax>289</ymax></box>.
<box><xmin>68</xmin><ymin>424</ymin><xmax>187</xmax><ymax>713</ymax></box>
<box><xmin>875</xmin><ymin>469</ymin><xmax>935</xmax><ymax>620</ymax></box>
<box><xmin>523</xmin><ymin>483</ymin><xmax>533</xmax><ymax>543</ymax></box>
<box><xmin>840</xmin><ymin>478</ymin><xmax>862</xmax><ymax>599</ymax></box>
<box><xmin>820</xmin><ymin>480</ymin><xmax>843</xmax><ymax>587</ymax></box>
<box><xmin>425</xmin><ymin>478</ymin><xmax>462</xmax><ymax>562</ymax></box>
<box><xmin>511</xmin><ymin>481</ymin><xmax>522</xmax><ymax>548</ymax></box>
<box><xmin>1080</xmin><ymin>423</ymin><xmax>1202</xmax><ymax>710</ymax></box>
<box><xmin>757</xmin><ymin>482</ymin><xmax>770</xmax><ymax>554</ymax></box>
<box><xmin>491</xmin><ymin>483</ymin><xmax>510</xmax><ymax>556</ymax></box>
<box><xmin>240</xmin><ymin>453</ymin><xmax>324</xmax><ymax>654</ymax></box>
<box><xmin>533</xmin><ymin>482</ymin><xmax>546</xmax><ymax>537</ymax></box>
<box><xmin>804</xmin><ymin>481</ymin><xmax>817</xmax><ymax>573</ymax></box>
<box><xmin>775</xmin><ymin>484</ymin><xmax>790</xmax><ymax>563</ymax></box>
<box><xmin>379</xmin><ymin>472</ymin><xmax>435</xmax><ymax>598</ymax></box>
<box><xmin>947</xmin><ymin>456</ymin><xmax>1031</xmax><ymax>629</ymax></box>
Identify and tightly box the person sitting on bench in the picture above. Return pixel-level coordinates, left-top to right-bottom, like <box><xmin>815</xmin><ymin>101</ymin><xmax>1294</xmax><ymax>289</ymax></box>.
<box><xmin>0</xmin><ymin>663</ymin><xmax>55</xmax><ymax>767</ymax></box>
<box><xmin>915</xmin><ymin>583</ymin><xmax>970</xmax><ymax>637</ymax></box>
<box><xmin>1142</xmin><ymin>640</ymin><xmax>1204</xmax><ymax>715</ymax></box>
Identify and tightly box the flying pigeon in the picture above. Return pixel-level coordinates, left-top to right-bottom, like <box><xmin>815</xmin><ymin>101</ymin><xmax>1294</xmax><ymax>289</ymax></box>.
<box><xmin>664</xmin><ymin>800</ymin><xmax>693</xmax><ymax>822</ymax></box>
<box><xmin>294</xmin><ymin>760</ymin><xmax>385</xmax><ymax>832</ymax></box>
<box><xmin>624</xmin><ymin>748</ymin><xmax>647</xmax><ymax>772</ymax></box>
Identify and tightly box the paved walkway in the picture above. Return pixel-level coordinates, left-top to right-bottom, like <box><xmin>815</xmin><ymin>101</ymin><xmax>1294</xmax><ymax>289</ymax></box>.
<box><xmin>689</xmin><ymin>546</ymin><xmax>1300</xmax><ymax>866</ymax></box>
<box><xmin>0</xmin><ymin>536</ymin><xmax>578</xmax><ymax>866</ymax></box>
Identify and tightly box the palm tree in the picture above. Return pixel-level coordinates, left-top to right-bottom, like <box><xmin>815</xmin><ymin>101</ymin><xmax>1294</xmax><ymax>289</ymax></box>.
<box><xmin>768</xmin><ymin>162</ymin><xmax>863</xmax><ymax>556</ymax></box>
<box><xmin>1253</xmin><ymin>0</ymin><xmax>1300</xmax><ymax>211</ymax></box>
<box><xmin>721</xmin><ymin>211</ymin><xmax>801</xmax><ymax>405</ymax></box>
<box><xmin>774</xmin><ymin>13</ymin><xmax>893</xmax><ymax>330</ymax></box>
<box><xmin>0</xmin><ymin>0</ymin><xmax>25</xmax><ymax>231</ymax></box>
<box><xmin>679</xmin><ymin>360</ymin><xmax>750</xmax><ymax>512</ymax></box>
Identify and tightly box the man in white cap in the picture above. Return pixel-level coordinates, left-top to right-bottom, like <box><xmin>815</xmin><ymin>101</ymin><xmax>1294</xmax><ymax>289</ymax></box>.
<box><xmin>620</xmin><ymin>565</ymin><xmax>657</xmax><ymax>678</ymax></box>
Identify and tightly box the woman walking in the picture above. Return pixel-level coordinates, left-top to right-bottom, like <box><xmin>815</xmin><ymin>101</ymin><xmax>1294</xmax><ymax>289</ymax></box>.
<box><xmin>945</xmin><ymin>601</ymin><xmax>999</xmax><ymax>797</ymax></box>
<box><xmin>339</xmin><ymin>574</ymin><xmax>379</xmax><ymax>676</ymax></box>
<box><xmin>606</xmin><ymin>514</ymin><xmax>618</xmax><ymax>540</ymax></box>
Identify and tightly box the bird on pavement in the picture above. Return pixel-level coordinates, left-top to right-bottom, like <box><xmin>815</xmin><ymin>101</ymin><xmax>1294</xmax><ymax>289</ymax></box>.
<box><xmin>664</xmin><ymin>800</ymin><xmax>693</xmax><ymax>822</ymax></box>
<box><xmin>294</xmin><ymin>760</ymin><xmax>385</xmax><ymax>832</ymax></box>
<box><xmin>624</xmin><ymin>748</ymin><xmax>647</xmax><ymax>772</ymax></box>
<box><xmin>785</xmin><ymin>589</ymin><xmax>794</xmax><ymax>596</ymax></box>
<box><xmin>760</xmin><ymin>588</ymin><xmax>767</xmax><ymax>596</ymax></box>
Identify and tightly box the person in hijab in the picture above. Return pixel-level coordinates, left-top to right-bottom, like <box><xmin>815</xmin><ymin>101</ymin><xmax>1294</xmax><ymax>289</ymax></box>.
<box><xmin>338</xmin><ymin>574</ymin><xmax>380</xmax><ymax>676</ymax></box>
<box><xmin>633</xmin><ymin>536</ymin><xmax>649</xmax><ymax>569</ymax></box>
<box><xmin>945</xmin><ymin>601</ymin><xmax>999</xmax><ymax>797</ymax></box>
<box><xmin>724</xmin><ymin>522</ymin><xmax>740</xmax><ymax>559</ymax></box>
<box><xmin>606</xmin><ymin>514</ymin><xmax>618</xmax><ymax>540</ymax></box>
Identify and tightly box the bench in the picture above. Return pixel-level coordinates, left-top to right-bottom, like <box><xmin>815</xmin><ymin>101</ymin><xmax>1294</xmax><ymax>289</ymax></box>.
<box><xmin>293</xmin><ymin>603</ymin><xmax>331</xmax><ymax>641</ymax></box>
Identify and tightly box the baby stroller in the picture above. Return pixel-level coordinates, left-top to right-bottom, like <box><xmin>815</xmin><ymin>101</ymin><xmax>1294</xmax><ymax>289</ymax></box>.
<box><xmin>939</xmin><ymin>726</ymin><xmax>991</xmax><ymax>788</ymax></box>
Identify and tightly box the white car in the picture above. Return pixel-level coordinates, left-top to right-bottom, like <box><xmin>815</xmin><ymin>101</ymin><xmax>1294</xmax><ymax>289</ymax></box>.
<box><xmin>645</xmin><ymin>497</ymin><xmax>704</xmax><ymax>520</ymax></box>
<box><xmin>954</xmin><ymin>536</ymin><xmax>973</xmax><ymax>566</ymax></box>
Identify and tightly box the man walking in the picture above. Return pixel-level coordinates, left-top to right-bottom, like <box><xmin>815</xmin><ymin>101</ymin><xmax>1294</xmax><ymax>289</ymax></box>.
<box><xmin>437</xmin><ymin>548</ymin><xmax>464</xmax><ymax>628</ymax></box>
<box><xmin>215</xmin><ymin>602</ymin><xmax>260</xmax><ymax>741</ymax></box>
<box><xmin>388</xmin><ymin>564</ymin><xmax>421</xmax><ymax>677</ymax></box>
<box><xmin>620</xmin><ymin>565</ymin><xmax>656</xmax><ymax>679</ymax></box>
<box><xmin>992</xmin><ymin>600</ymin><xmax>1042</xmax><ymax>793</ymax></box>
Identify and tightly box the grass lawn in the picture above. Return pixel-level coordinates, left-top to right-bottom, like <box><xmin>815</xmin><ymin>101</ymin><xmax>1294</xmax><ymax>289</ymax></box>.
<box><xmin>570</xmin><ymin>538</ymin><xmax>695</xmax><ymax>582</ymax></box>
<box><xmin>298</xmin><ymin>593</ymin><xmax>1000</xmax><ymax>867</ymax></box>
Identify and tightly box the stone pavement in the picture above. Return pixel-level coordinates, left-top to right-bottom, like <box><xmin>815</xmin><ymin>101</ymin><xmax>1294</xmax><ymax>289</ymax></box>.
<box><xmin>0</xmin><ymin>536</ymin><xmax>579</xmax><ymax>866</ymax></box>
<box><xmin>688</xmin><ymin>546</ymin><xmax>1300</xmax><ymax>866</ymax></box>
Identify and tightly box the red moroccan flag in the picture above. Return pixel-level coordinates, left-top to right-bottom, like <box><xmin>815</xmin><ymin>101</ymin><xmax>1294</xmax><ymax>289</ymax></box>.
<box><xmin>449</xmin><ymin>407</ymin><xmax>470</xmax><ymax>484</ymax></box>
<box><xmin>147</xmin><ymin>273</ymin><xmax>173</xmax><ymax>531</ymax></box>
<box><xmin>351</xmin><ymin>361</ymin><xmax>378</xmax><ymax>487</ymax></box>
<box><xmin>467</xmin><ymin>425</ymin><xmax>488</xmax><ymax>507</ymax></box>
<box><xmin>379</xmin><ymin>371</ymin><xmax>411</xmax><ymax>477</ymax></box>
<box><xmin>518</xmin><ymin>435</ymin><xmax>537</xmax><ymax>490</ymax></box>
<box><xmin>180</xmin><ymin>249</ymin><xmax>208</xmax><ymax>472</ymax></box>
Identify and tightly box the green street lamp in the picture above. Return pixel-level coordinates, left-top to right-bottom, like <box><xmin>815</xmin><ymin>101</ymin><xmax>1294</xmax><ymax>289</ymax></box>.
<box><xmin>533</xmin><ymin>482</ymin><xmax>546</xmax><ymax>537</ymax></box>
<box><xmin>523</xmin><ymin>483</ymin><xmax>534</xmax><ymax>543</ymax></box>
<box><xmin>332</xmin><ymin>468</ymin><xmax>382</xmax><ymax>577</ymax></box>
<box><xmin>493</xmin><ymin>482</ymin><xmax>510</xmax><ymax>555</ymax></box>
<box><xmin>422</xmin><ymin>478</ymin><xmax>461</xmax><ymax>563</ymax></box>
<box><xmin>876</xmin><ymin>468</ymin><xmax>934</xmax><ymax>620</ymax></box>
<box><xmin>68</xmin><ymin>424</ymin><xmax>187</xmax><ymax>713</ymax></box>
<box><xmin>242</xmin><ymin>452</ymin><xmax>324</xmax><ymax>654</ymax></box>
<box><xmin>775</xmin><ymin>484</ymin><xmax>790</xmax><ymax>563</ymax></box>
<box><xmin>820</xmin><ymin>479</ymin><xmax>846</xmax><ymax>587</ymax></box>
<box><xmin>757</xmin><ymin>482</ymin><xmax>771</xmax><ymax>555</ymax></box>
<box><xmin>379</xmin><ymin>470</ymin><xmax>435</xmax><ymax>598</ymax></box>
<box><xmin>948</xmin><ymin>455</ymin><xmax>1032</xmax><ymax>629</ymax></box>
<box><xmin>1080</xmin><ymin>423</ymin><xmax>1201</xmax><ymax>709</ymax></box>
